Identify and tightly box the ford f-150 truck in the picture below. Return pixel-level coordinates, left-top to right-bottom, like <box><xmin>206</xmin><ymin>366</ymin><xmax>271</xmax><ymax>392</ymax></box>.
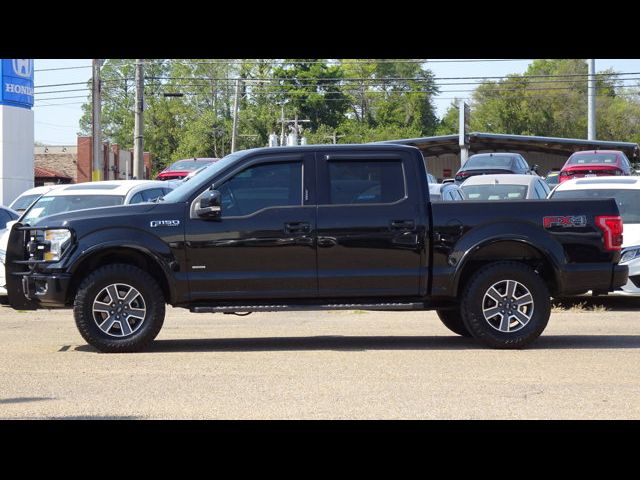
<box><xmin>5</xmin><ymin>144</ymin><xmax>628</xmax><ymax>352</ymax></box>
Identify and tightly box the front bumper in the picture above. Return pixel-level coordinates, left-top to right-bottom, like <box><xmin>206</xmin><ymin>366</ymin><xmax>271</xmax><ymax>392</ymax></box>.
<box><xmin>556</xmin><ymin>263</ymin><xmax>628</xmax><ymax>296</ymax></box>
<box><xmin>6</xmin><ymin>223</ymin><xmax>73</xmax><ymax>310</ymax></box>
<box><xmin>18</xmin><ymin>272</ymin><xmax>72</xmax><ymax>307</ymax></box>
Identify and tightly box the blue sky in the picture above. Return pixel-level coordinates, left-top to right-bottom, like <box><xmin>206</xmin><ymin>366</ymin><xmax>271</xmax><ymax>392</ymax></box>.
<box><xmin>33</xmin><ymin>59</ymin><xmax>640</xmax><ymax>145</ymax></box>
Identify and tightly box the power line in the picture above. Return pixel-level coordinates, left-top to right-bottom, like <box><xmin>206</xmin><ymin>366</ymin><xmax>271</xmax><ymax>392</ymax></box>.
<box><xmin>33</xmin><ymin>76</ymin><xmax>640</xmax><ymax>98</ymax></box>
<box><xmin>33</xmin><ymin>71</ymin><xmax>640</xmax><ymax>90</ymax></box>
<box><xmin>34</xmin><ymin>65</ymin><xmax>92</xmax><ymax>72</ymax></box>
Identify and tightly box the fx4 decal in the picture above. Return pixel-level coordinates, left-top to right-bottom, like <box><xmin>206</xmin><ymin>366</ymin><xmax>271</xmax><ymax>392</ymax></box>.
<box><xmin>543</xmin><ymin>215</ymin><xmax>587</xmax><ymax>229</ymax></box>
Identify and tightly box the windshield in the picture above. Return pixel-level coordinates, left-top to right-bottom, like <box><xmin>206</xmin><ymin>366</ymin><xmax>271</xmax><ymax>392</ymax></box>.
<box><xmin>10</xmin><ymin>194</ymin><xmax>42</xmax><ymax>211</ymax></box>
<box><xmin>551</xmin><ymin>188</ymin><xmax>640</xmax><ymax>224</ymax></box>
<box><xmin>21</xmin><ymin>194</ymin><xmax>125</xmax><ymax>224</ymax></box>
<box><xmin>461</xmin><ymin>184</ymin><xmax>528</xmax><ymax>200</ymax></box>
<box><xmin>161</xmin><ymin>150</ymin><xmax>249</xmax><ymax>203</ymax></box>
<box><xmin>167</xmin><ymin>160</ymin><xmax>214</xmax><ymax>171</ymax></box>
<box><xmin>568</xmin><ymin>154</ymin><xmax>618</xmax><ymax>165</ymax></box>
<box><xmin>465</xmin><ymin>156</ymin><xmax>515</xmax><ymax>169</ymax></box>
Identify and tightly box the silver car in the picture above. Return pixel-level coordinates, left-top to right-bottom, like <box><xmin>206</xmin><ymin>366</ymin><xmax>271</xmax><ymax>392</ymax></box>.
<box><xmin>460</xmin><ymin>174</ymin><xmax>551</xmax><ymax>201</ymax></box>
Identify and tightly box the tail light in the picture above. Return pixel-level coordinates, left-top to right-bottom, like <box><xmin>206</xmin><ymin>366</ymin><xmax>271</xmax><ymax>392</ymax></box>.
<box><xmin>595</xmin><ymin>215</ymin><xmax>623</xmax><ymax>251</ymax></box>
<box><xmin>455</xmin><ymin>171</ymin><xmax>471</xmax><ymax>181</ymax></box>
<box><xmin>559</xmin><ymin>171</ymin><xmax>572</xmax><ymax>182</ymax></box>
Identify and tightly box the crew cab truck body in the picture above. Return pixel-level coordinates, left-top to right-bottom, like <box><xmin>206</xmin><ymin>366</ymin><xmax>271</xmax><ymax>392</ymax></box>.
<box><xmin>5</xmin><ymin>144</ymin><xmax>628</xmax><ymax>352</ymax></box>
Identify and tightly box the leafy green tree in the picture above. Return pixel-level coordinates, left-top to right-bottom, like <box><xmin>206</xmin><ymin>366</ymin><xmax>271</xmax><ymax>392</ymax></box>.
<box><xmin>271</xmin><ymin>60</ymin><xmax>350</xmax><ymax>132</ymax></box>
<box><xmin>469</xmin><ymin>59</ymin><xmax>624</xmax><ymax>140</ymax></box>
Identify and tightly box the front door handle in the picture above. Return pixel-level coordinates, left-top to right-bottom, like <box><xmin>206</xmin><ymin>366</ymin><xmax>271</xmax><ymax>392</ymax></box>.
<box><xmin>390</xmin><ymin>220</ymin><xmax>415</xmax><ymax>231</ymax></box>
<box><xmin>284</xmin><ymin>222</ymin><xmax>311</xmax><ymax>234</ymax></box>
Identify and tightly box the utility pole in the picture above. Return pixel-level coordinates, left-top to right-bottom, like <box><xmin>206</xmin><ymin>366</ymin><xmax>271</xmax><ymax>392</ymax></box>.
<box><xmin>459</xmin><ymin>100</ymin><xmax>470</xmax><ymax>165</ymax></box>
<box><xmin>588</xmin><ymin>59</ymin><xmax>596</xmax><ymax>140</ymax></box>
<box><xmin>231</xmin><ymin>78</ymin><xmax>240</xmax><ymax>153</ymax></box>
<box><xmin>133</xmin><ymin>59</ymin><xmax>145</xmax><ymax>179</ymax></box>
<box><xmin>91</xmin><ymin>59</ymin><xmax>103</xmax><ymax>181</ymax></box>
<box><xmin>280</xmin><ymin>104</ymin><xmax>285</xmax><ymax>147</ymax></box>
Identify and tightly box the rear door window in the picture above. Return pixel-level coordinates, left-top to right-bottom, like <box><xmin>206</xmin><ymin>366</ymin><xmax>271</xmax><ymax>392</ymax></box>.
<box><xmin>326</xmin><ymin>160</ymin><xmax>405</xmax><ymax>205</ymax></box>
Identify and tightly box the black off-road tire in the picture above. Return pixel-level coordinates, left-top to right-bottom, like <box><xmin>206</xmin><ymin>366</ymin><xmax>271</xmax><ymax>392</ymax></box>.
<box><xmin>460</xmin><ymin>261</ymin><xmax>550</xmax><ymax>349</ymax></box>
<box><xmin>73</xmin><ymin>264</ymin><xmax>165</xmax><ymax>353</ymax></box>
<box><xmin>436</xmin><ymin>308</ymin><xmax>472</xmax><ymax>337</ymax></box>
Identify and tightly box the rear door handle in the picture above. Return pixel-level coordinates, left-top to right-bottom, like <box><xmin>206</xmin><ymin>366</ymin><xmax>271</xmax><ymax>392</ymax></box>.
<box><xmin>284</xmin><ymin>222</ymin><xmax>311</xmax><ymax>234</ymax></box>
<box><xmin>390</xmin><ymin>220</ymin><xmax>415</xmax><ymax>231</ymax></box>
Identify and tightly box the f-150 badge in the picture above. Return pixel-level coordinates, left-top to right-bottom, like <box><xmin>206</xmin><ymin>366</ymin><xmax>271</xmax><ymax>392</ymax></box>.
<box><xmin>150</xmin><ymin>220</ymin><xmax>181</xmax><ymax>228</ymax></box>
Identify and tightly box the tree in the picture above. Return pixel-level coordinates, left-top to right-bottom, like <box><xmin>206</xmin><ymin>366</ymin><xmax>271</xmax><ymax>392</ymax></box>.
<box><xmin>78</xmin><ymin>59</ymin><xmax>442</xmax><ymax>171</ymax></box>
<box><xmin>339</xmin><ymin>59</ymin><xmax>439</xmax><ymax>136</ymax></box>
<box><xmin>271</xmin><ymin>60</ymin><xmax>350</xmax><ymax>132</ymax></box>
<box><xmin>469</xmin><ymin>59</ymin><xmax>628</xmax><ymax>141</ymax></box>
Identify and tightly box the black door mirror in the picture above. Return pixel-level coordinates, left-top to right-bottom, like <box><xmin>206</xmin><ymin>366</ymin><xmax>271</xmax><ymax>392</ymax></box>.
<box><xmin>531</xmin><ymin>164</ymin><xmax>540</xmax><ymax>174</ymax></box>
<box><xmin>196</xmin><ymin>190</ymin><xmax>222</xmax><ymax>218</ymax></box>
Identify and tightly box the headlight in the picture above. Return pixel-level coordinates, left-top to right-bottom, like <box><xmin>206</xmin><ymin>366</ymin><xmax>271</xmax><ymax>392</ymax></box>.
<box><xmin>43</xmin><ymin>229</ymin><xmax>72</xmax><ymax>262</ymax></box>
<box><xmin>620</xmin><ymin>247</ymin><xmax>640</xmax><ymax>264</ymax></box>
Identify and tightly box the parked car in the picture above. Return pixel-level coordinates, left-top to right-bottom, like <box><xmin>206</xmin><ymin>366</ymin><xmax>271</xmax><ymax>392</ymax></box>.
<box><xmin>18</xmin><ymin>180</ymin><xmax>175</xmax><ymax>225</ymax></box>
<box><xmin>454</xmin><ymin>152</ymin><xmax>538</xmax><ymax>183</ymax></box>
<box><xmin>155</xmin><ymin>158</ymin><xmax>218</xmax><ymax>181</ymax></box>
<box><xmin>549</xmin><ymin>176</ymin><xmax>640</xmax><ymax>295</ymax></box>
<box><xmin>460</xmin><ymin>174</ymin><xmax>551</xmax><ymax>201</ymax></box>
<box><xmin>0</xmin><ymin>181</ymin><xmax>176</xmax><ymax>302</ymax></box>
<box><xmin>544</xmin><ymin>170</ymin><xmax>560</xmax><ymax>187</ymax></box>
<box><xmin>8</xmin><ymin>185</ymin><xmax>63</xmax><ymax>213</ymax></box>
<box><xmin>558</xmin><ymin>150</ymin><xmax>633</xmax><ymax>183</ymax></box>
<box><xmin>4</xmin><ymin>144</ymin><xmax>627</xmax><ymax>352</ymax></box>
<box><xmin>429</xmin><ymin>183</ymin><xmax>466</xmax><ymax>201</ymax></box>
<box><xmin>0</xmin><ymin>206</ymin><xmax>19</xmax><ymax>299</ymax></box>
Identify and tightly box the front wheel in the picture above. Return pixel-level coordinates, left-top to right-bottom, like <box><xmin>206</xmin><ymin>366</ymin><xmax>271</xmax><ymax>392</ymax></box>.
<box><xmin>73</xmin><ymin>264</ymin><xmax>165</xmax><ymax>353</ymax></box>
<box><xmin>460</xmin><ymin>262</ymin><xmax>550</xmax><ymax>349</ymax></box>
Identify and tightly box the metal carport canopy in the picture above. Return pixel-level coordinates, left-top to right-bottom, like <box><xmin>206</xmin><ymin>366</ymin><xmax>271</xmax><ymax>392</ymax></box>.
<box><xmin>379</xmin><ymin>132</ymin><xmax>640</xmax><ymax>159</ymax></box>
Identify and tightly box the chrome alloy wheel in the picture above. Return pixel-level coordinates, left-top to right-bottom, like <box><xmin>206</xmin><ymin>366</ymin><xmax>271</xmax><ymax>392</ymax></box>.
<box><xmin>481</xmin><ymin>279</ymin><xmax>534</xmax><ymax>333</ymax></box>
<box><xmin>91</xmin><ymin>283</ymin><xmax>147</xmax><ymax>337</ymax></box>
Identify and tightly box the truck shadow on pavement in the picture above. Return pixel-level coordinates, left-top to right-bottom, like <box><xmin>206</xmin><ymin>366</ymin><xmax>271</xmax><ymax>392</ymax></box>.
<box><xmin>72</xmin><ymin>334</ymin><xmax>640</xmax><ymax>352</ymax></box>
<box><xmin>0</xmin><ymin>397</ymin><xmax>55</xmax><ymax>404</ymax></box>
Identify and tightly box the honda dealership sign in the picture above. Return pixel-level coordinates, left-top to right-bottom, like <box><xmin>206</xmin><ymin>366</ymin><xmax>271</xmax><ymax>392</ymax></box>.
<box><xmin>0</xmin><ymin>59</ymin><xmax>34</xmax><ymax>109</ymax></box>
<box><xmin>0</xmin><ymin>58</ymin><xmax>35</xmax><ymax>205</ymax></box>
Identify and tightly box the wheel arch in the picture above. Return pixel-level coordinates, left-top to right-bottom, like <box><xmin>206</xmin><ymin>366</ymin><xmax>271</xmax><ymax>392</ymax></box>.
<box><xmin>67</xmin><ymin>245</ymin><xmax>175</xmax><ymax>305</ymax></box>
<box><xmin>453</xmin><ymin>238</ymin><xmax>561</xmax><ymax>298</ymax></box>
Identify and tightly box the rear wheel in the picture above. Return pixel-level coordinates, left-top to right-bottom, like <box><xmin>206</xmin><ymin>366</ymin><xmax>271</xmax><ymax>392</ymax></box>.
<box><xmin>436</xmin><ymin>308</ymin><xmax>472</xmax><ymax>337</ymax></box>
<box><xmin>73</xmin><ymin>264</ymin><xmax>165</xmax><ymax>353</ymax></box>
<box><xmin>460</xmin><ymin>262</ymin><xmax>550</xmax><ymax>349</ymax></box>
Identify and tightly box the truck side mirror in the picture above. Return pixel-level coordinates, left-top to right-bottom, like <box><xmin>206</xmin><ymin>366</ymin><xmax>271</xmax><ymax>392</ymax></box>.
<box><xmin>196</xmin><ymin>190</ymin><xmax>222</xmax><ymax>218</ymax></box>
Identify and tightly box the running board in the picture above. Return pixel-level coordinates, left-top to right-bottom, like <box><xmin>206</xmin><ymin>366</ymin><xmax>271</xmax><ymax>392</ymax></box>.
<box><xmin>190</xmin><ymin>302</ymin><xmax>425</xmax><ymax>313</ymax></box>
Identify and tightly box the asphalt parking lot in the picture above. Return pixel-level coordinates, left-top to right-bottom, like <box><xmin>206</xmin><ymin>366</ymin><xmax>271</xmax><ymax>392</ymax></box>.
<box><xmin>1</xmin><ymin>296</ymin><xmax>640</xmax><ymax>419</ymax></box>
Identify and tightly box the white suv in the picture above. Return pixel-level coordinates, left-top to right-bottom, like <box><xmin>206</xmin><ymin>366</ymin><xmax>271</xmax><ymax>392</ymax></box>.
<box><xmin>549</xmin><ymin>177</ymin><xmax>640</xmax><ymax>295</ymax></box>
<box><xmin>1</xmin><ymin>180</ymin><xmax>175</xmax><ymax>300</ymax></box>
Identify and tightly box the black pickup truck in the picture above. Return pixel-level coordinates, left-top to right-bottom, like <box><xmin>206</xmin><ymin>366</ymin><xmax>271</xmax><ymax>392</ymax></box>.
<box><xmin>5</xmin><ymin>144</ymin><xmax>628</xmax><ymax>352</ymax></box>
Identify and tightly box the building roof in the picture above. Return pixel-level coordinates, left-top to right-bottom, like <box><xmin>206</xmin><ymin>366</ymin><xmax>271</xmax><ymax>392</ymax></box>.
<box><xmin>381</xmin><ymin>132</ymin><xmax>640</xmax><ymax>159</ymax></box>
<box><xmin>34</xmin><ymin>166</ymin><xmax>71</xmax><ymax>179</ymax></box>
